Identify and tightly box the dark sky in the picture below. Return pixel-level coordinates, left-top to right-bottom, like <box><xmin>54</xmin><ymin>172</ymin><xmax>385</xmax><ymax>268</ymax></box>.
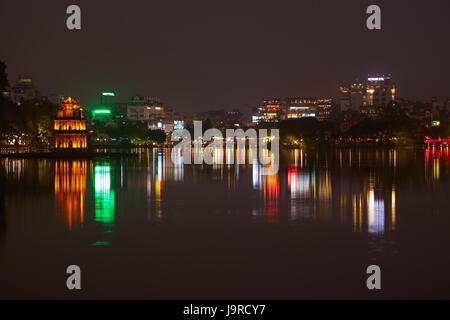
<box><xmin>1</xmin><ymin>0</ymin><xmax>449</xmax><ymax>113</ymax></box>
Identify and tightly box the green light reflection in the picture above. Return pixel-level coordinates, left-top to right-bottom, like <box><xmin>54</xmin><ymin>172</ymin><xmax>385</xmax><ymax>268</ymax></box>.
<box><xmin>94</xmin><ymin>164</ymin><xmax>115</xmax><ymax>227</ymax></box>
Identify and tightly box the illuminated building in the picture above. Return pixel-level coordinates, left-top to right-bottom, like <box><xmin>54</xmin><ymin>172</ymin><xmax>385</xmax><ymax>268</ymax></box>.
<box><xmin>100</xmin><ymin>91</ymin><xmax>116</xmax><ymax>105</ymax></box>
<box><xmin>286</xmin><ymin>97</ymin><xmax>333</xmax><ymax>120</ymax></box>
<box><xmin>431</xmin><ymin>96</ymin><xmax>440</xmax><ymax>122</ymax></box>
<box><xmin>339</xmin><ymin>81</ymin><xmax>364</xmax><ymax>112</ymax></box>
<box><xmin>252</xmin><ymin>99</ymin><xmax>284</xmax><ymax>123</ymax></box>
<box><xmin>54</xmin><ymin>97</ymin><xmax>87</xmax><ymax>149</ymax></box>
<box><xmin>423</xmin><ymin>97</ymin><xmax>441</xmax><ymax>128</ymax></box>
<box><xmin>363</xmin><ymin>74</ymin><xmax>396</xmax><ymax>107</ymax></box>
<box><xmin>127</xmin><ymin>95</ymin><xmax>174</xmax><ymax>130</ymax></box>
<box><xmin>11</xmin><ymin>75</ymin><xmax>39</xmax><ymax>104</ymax></box>
<box><xmin>92</xmin><ymin>108</ymin><xmax>112</xmax><ymax>120</ymax></box>
<box><xmin>316</xmin><ymin>98</ymin><xmax>333</xmax><ymax>120</ymax></box>
<box><xmin>1</xmin><ymin>89</ymin><xmax>10</xmax><ymax>99</ymax></box>
<box><xmin>127</xmin><ymin>95</ymin><xmax>164</xmax><ymax>121</ymax></box>
<box><xmin>252</xmin><ymin>97</ymin><xmax>334</xmax><ymax>123</ymax></box>
<box><xmin>54</xmin><ymin>160</ymin><xmax>86</xmax><ymax>230</ymax></box>
<box><xmin>432</xmin><ymin>120</ymin><xmax>440</xmax><ymax>127</ymax></box>
<box><xmin>286</xmin><ymin>97</ymin><xmax>317</xmax><ymax>119</ymax></box>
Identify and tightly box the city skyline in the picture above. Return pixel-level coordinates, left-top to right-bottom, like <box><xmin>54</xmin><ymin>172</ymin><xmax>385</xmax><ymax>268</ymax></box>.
<box><xmin>2</xmin><ymin>0</ymin><xmax>450</xmax><ymax>305</ymax></box>
<box><xmin>1</xmin><ymin>0</ymin><xmax>449</xmax><ymax>113</ymax></box>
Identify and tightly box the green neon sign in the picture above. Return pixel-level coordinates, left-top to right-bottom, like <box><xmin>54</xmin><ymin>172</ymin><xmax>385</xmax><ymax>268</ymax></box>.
<box><xmin>102</xmin><ymin>92</ymin><xmax>115</xmax><ymax>97</ymax></box>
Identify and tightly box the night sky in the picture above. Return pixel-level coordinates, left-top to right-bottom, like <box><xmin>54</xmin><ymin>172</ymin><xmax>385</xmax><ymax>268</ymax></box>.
<box><xmin>1</xmin><ymin>0</ymin><xmax>449</xmax><ymax>113</ymax></box>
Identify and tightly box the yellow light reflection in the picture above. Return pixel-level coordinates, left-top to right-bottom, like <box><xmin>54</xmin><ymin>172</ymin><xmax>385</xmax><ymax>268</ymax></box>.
<box><xmin>54</xmin><ymin>160</ymin><xmax>86</xmax><ymax>230</ymax></box>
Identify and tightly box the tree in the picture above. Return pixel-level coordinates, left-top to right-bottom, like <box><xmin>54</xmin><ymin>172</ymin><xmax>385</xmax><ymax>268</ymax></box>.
<box><xmin>0</xmin><ymin>61</ymin><xmax>9</xmax><ymax>93</ymax></box>
<box><xmin>147</xmin><ymin>129</ymin><xmax>166</xmax><ymax>144</ymax></box>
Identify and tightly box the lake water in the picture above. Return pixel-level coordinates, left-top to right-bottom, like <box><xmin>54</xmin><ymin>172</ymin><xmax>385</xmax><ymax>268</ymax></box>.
<box><xmin>1</xmin><ymin>147</ymin><xmax>449</xmax><ymax>298</ymax></box>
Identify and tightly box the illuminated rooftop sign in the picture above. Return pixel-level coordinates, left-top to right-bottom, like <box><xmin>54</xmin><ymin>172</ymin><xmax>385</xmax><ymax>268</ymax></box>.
<box><xmin>368</xmin><ymin>77</ymin><xmax>390</xmax><ymax>81</ymax></box>
<box><xmin>101</xmin><ymin>92</ymin><xmax>115</xmax><ymax>97</ymax></box>
<box><xmin>290</xmin><ymin>106</ymin><xmax>309</xmax><ymax>110</ymax></box>
<box><xmin>92</xmin><ymin>109</ymin><xmax>111</xmax><ymax>119</ymax></box>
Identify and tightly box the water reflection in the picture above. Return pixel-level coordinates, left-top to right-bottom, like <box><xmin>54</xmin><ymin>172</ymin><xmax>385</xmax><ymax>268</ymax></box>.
<box><xmin>425</xmin><ymin>147</ymin><xmax>449</xmax><ymax>183</ymax></box>
<box><xmin>54</xmin><ymin>160</ymin><xmax>86</xmax><ymax>230</ymax></box>
<box><xmin>367</xmin><ymin>178</ymin><xmax>384</xmax><ymax>235</ymax></box>
<box><xmin>155</xmin><ymin>150</ymin><xmax>163</xmax><ymax>220</ymax></box>
<box><xmin>94</xmin><ymin>161</ymin><xmax>115</xmax><ymax>227</ymax></box>
<box><xmin>1</xmin><ymin>147</ymin><xmax>450</xmax><ymax>256</ymax></box>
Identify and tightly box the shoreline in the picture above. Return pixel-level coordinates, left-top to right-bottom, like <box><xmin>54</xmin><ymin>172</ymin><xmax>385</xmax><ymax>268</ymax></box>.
<box><xmin>0</xmin><ymin>150</ymin><xmax>138</xmax><ymax>159</ymax></box>
<box><xmin>0</xmin><ymin>144</ymin><xmax>432</xmax><ymax>159</ymax></box>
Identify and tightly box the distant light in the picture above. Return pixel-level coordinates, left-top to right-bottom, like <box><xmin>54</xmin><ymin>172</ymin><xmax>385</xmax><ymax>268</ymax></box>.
<box><xmin>368</xmin><ymin>77</ymin><xmax>386</xmax><ymax>81</ymax></box>
<box><xmin>174</xmin><ymin>120</ymin><xmax>184</xmax><ymax>129</ymax></box>
<box><xmin>93</xmin><ymin>110</ymin><xmax>111</xmax><ymax>114</ymax></box>
<box><xmin>102</xmin><ymin>92</ymin><xmax>115</xmax><ymax>97</ymax></box>
<box><xmin>432</xmin><ymin>120</ymin><xmax>440</xmax><ymax>127</ymax></box>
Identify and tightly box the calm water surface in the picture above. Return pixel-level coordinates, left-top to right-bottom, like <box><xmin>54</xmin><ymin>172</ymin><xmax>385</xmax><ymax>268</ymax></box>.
<box><xmin>1</xmin><ymin>147</ymin><xmax>449</xmax><ymax>298</ymax></box>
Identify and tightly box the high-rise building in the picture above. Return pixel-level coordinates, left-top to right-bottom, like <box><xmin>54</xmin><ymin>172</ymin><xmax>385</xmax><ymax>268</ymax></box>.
<box><xmin>127</xmin><ymin>95</ymin><xmax>164</xmax><ymax>121</ymax></box>
<box><xmin>316</xmin><ymin>98</ymin><xmax>333</xmax><ymax>120</ymax></box>
<box><xmin>252</xmin><ymin>97</ymin><xmax>334</xmax><ymax>124</ymax></box>
<box><xmin>252</xmin><ymin>99</ymin><xmax>284</xmax><ymax>123</ymax></box>
<box><xmin>11</xmin><ymin>75</ymin><xmax>39</xmax><ymax>104</ymax></box>
<box><xmin>126</xmin><ymin>95</ymin><xmax>173</xmax><ymax>130</ymax></box>
<box><xmin>286</xmin><ymin>97</ymin><xmax>317</xmax><ymax>119</ymax></box>
<box><xmin>444</xmin><ymin>97</ymin><xmax>450</xmax><ymax>113</ymax></box>
<box><xmin>339</xmin><ymin>81</ymin><xmax>364</xmax><ymax>112</ymax></box>
<box><xmin>363</xmin><ymin>74</ymin><xmax>396</xmax><ymax>107</ymax></box>
<box><xmin>431</xmin><ymin>96</ymin><xmax>440</xmax><ymax>122</ymax></box>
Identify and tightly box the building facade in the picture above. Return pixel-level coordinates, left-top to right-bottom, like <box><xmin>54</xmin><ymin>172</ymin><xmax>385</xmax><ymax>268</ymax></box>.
<box><xmin>363</xmin><ymin>74</ymin><xmax>396</xmax><ymax>107</ymax></box>
<box><xmin>252</xmin><ymin>99</ymin><xmax>284</xmax><ymax>123</ymax></box>
<box><xmin>253</xmin><ymin>97</ymin><xmax>334</xmax><ymax>124</ymax></box>
<box><xmin>11</xmin><ymin>76</ymin><xmax>39</xmax><ymax>104</ymax></box>
<box><xmin>127</xmin><ymin>96</ymin><xmax>165</xmax><ymax>125</ymax></box>
<box><xmin>339</xmin><ymin>81</ymin><xmax>364</xmax><ymax>112</ymax></box>
<box><xmin>54</xmin><ymin>97</ymin><xmax>87</xmax><ymax>149</ymax></box>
